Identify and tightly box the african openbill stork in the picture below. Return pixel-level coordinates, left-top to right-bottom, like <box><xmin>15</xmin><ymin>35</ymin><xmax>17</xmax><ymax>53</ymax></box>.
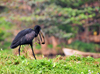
<box><xmin>10</xmin><ymin>25</ymin><xmax>45</xmax><ymax>60</ymax></box>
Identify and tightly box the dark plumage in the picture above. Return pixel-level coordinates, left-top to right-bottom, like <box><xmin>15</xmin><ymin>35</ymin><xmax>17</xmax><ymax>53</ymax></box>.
<box><xmin>10</xmin><ymin>25</ymin><xmax>45</xmax><ymax>60</ymax></box>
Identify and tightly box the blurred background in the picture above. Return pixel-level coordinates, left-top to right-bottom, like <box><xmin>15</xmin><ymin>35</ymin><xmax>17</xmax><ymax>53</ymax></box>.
<box><xmin>0</xmin><ymin>0</ymin><xmax>100</xmax><ymax>58</ymax></box>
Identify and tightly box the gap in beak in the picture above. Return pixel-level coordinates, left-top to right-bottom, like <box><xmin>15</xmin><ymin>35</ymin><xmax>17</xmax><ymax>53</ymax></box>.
<box><xmin>39</xmin><ymin>30</ymin><xmax>45</xmax><ymax>44</ymax></box>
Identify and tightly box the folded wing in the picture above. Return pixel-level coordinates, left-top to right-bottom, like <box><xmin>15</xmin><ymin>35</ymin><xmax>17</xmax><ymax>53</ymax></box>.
<box><xmin>11</xmin><ymin>28</ymin><xmax>34</xmax><ymax>48</ymax></box>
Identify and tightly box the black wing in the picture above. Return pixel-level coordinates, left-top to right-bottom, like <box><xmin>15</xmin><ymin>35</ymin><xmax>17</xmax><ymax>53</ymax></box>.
<box><xmin>21</xmin><ymin>31</ymin><xmax>36</xmax><ymax>44</ymax></box>
<box><xmin>11</xmin><ymin>28</ymin><xmax>34</xmax><ymax>48</ymax></box>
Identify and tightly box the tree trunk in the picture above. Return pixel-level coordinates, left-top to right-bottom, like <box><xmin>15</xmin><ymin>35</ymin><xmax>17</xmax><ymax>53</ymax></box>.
<box><xmin>85</xmin><ymin>26</ymin><xmax>89</xmax><ymax>43</ymax></box>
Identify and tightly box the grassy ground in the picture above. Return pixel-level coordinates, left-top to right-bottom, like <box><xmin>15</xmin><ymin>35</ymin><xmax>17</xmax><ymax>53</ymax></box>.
<box><xmin>0</xmin><ymin>49</ymin><xmax>100</xmax><ymax>74</ymax></box>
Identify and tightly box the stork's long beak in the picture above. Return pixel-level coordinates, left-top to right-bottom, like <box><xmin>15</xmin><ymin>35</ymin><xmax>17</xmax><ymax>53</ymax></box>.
<box><xmin>38</xmin><ymin>30</ymin><xmax>45</xmax><ymax>44</ymax></box>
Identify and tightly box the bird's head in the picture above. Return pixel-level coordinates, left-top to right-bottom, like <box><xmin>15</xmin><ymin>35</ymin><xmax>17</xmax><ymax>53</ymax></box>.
<box><xmin>34</xmin><ymin>25</ymin><xmax>41</xmax><ymax>34</ymax></box>
<box><xmin>34</xmin><ymin>25</ymin><xmax>45</xmax><ymax>44</ymax></box>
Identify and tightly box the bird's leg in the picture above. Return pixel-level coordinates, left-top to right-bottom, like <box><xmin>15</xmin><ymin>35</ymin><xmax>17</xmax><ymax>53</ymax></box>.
<box><xmin>18</xmin><ymin>45</ymin><xmax>21</xmax><ymax>56</ymax></box>
<box><xmin>30</xmin><ymin>43</ymin><xmax>36</xmax><ymax>60</ymax></box>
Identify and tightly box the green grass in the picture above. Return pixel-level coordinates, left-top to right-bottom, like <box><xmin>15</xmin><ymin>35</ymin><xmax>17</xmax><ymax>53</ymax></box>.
<box><xmin>0</xmin><ymin>49</ymin><xmax>100</xmax><ymax>74</ymax></box>
<box><xmin>67</xmin><ymin>40</ymin><xmax>100</xmax><ymax>53</ymax></box>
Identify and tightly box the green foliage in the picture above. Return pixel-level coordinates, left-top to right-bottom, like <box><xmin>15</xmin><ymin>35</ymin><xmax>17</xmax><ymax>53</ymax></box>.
<box><xmin>47</xmin><ymin>44</ymin><xmax>53</xmax><ymax>49</ymax></box>
<box><xmin>0</xmin><ymin>28</ymin><xmax>4</xmax><ymax>41</ymax></box>
<box><xmin>51</xmin><ymin>0</ymin><xmax>97</xmax><ymax>8</ymax></box>
<box><xmin>34</xmin><ymin>0</ymin><xmax>99</xmax><ymax>38</ymax></box>
<box><xmin>66</xmin><ymin>55</ymin><xmax>95</xmax><ymax>62</ymax></box>
<box><xmin>0</xmin><ymin>50</ymin><xmax>100</xmax><ymax>74</ymax></box>
<box><xmin>0</xmin><ymin>17</ymin><xmax>13</xmax><ymax>49</ymax></box>
<box><xmin>0</xmin><ymin>17</ymin><xmax>12</xmax><ymax>29</ymax></box>
<box><xmin>67</xmin><ymin>40</ymin><xmax>100</xmax><ymax>52</ymax></box>
<box><xmin>35</xmin><ymin>44</ymin><xmax>41</xmax><ymax>49</ymax></box>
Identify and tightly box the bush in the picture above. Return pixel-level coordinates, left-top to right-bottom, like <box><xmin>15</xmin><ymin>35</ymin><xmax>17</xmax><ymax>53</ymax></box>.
<box><xmin>0</xmin><ymin>29</ymin><xmax>5</xmax><ymax>41</ymax></box>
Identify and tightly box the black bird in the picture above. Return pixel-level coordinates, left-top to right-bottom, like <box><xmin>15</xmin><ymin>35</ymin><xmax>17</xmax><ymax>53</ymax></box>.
<box><xmin>10</xmin><ymin>25</ymin><xmax>45</xmax><ymax>60</ymax></box>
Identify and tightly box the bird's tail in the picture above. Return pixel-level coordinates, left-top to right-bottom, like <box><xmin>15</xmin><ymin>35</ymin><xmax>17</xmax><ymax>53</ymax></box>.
<box><xmin>10</xmin><ymin>41</ymin><xmax>20</xmax><ymax>49</ymax></box>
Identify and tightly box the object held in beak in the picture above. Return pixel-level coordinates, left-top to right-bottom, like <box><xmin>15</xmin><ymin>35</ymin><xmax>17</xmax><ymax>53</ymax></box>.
<box><xmin>38</xmin><ymin>30</ymin><xmax>45</xmax><ymax>44</ymax></box>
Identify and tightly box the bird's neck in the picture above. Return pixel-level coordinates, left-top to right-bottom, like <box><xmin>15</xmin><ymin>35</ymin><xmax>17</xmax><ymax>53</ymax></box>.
<box><xmin>34</xmin><ymin>29</ymin><xmax>40</xmax><ymax>37</ymax></box>
<box><xmin>34</xmin><ymin>31</ymin><xmax>38</xmax><ymax>37</ymax></box>
<box><xmin>35</xmin><ymin>34</ymin><xmax>38</xmax><ymax>37</ymax></box>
